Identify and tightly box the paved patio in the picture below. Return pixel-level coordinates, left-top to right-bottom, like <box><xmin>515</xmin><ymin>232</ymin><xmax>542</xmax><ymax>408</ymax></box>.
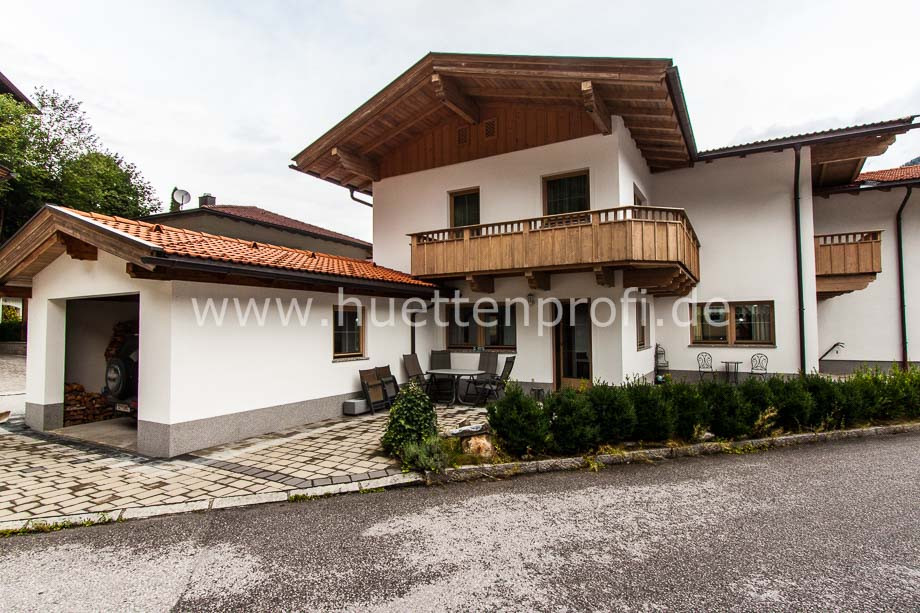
<box><xmin>0</xmin><ymin>405</ymin><xmax>485</xmax><ymax>522</ymax></box>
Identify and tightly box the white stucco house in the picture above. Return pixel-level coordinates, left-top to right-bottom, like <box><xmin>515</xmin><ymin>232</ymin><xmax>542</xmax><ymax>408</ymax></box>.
<box><xmin>1</xmin><ymin>53</ymin><xmax>918</xmax><ymax>456</ymax></box>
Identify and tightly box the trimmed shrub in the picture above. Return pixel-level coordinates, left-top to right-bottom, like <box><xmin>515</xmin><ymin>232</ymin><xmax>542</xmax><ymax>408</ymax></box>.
<box><xmin>381</xmin><ymin>381</ymin><xmax>438</xmax><ymax>457</ymax></box>
<box><xmin>487</xmin><ymin>381</ymin><xmax>550</xmax><ymax>457</ymax></box>
<box><xmin>700</xmin><ymin>381</ymin><xmax>757</xmax><ymax>439</ymax></box>
<box><xmin>546</xmin><ymin>387</ymin><xmax>598</xmax><ymax>454</ymax></box>
<box><xmin>768</xmin><ymin>377</ymin><xmax>815</xmax><ymax>432</ymax></box>
<box><xmin>587</xmin><ymin>382</ymin><xmax>635</xmax><ymax>444</ymax></box>
<box><xmin>400</xmin><ymin>434</ymin><xmax>451</xmax><ymax>472</ymax></box>
<box><xmin>664</xmin><ymin>381</ymin><xmax>710</xmax><ymax>441</ymax></box>
<box><xmin>627</xmin><ymin>380</ymin><xmax>675</xmax><ymax>442</ymax></box>
<box><xmin>802</xmin><ymin>372</ymin><xmax>844</xmax><ymax>428</ymax></box>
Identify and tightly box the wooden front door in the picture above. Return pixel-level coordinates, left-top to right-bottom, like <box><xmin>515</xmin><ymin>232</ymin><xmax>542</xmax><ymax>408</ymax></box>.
<box><xmin>554</xmin><ymin>301</ymin><xmax>592</xmax><ymax>390</ymax></box>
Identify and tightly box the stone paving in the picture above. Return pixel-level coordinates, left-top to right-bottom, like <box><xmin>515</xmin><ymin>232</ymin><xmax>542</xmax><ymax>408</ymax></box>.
<box><xmin>0</xmin><ymin>405</ymin><xmax>485</xmax><ymax>522</ymax></box>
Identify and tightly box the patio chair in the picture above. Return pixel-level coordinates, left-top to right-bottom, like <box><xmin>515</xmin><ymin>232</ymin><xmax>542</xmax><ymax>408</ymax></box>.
<box><xmin>428</xmin><ymin>350</ymin><xmax>454</xmax><ymax>402</ymax></box>
<box><xmin>750</xmin><ymin>353</ymin><xmax>768</xmax><ymax>379</ymax></box>
<box><xmin>461</xmin><ymin>351</ymin><xmax>498</xmax><ymax>404</ymax></box>
<box><xmin>697</xmin><ymin>352</ymin><xmax>716</xmax><ymax>381</ymax></box>
<box><xmin>402</xmin><ymin>353</ymin><xmax>430</xmax><ymax>391</ymax></box>
<box><xmin>471</xmin><ymin>355</ymin><xmax>516</xmax><ymax>403</ymax></box>
<box><xmin>376</xmin><ymin>365</ymin><xmax>400</xmax><ymax>404</ymax></box>
<box><xmin>359</xmin><ymin>368</ymin><xmax>389</xmax><ymax>415</ymax></box>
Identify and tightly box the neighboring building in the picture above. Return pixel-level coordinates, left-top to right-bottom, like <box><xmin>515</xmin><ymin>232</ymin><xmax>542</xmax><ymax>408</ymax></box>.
<box><xmin>0</xmin><ymin>68</ymin><xmax>36</xmax><ymax>108</ymax></box>
<box><xmin>2</xmin><ymin>52</ymin><xmax>918</xmax><ymax>456</ymax></box>
<box><xmin>143</xmin><ymin>194</ymin><xmax>372</xmax><ymax>260</ymax></box>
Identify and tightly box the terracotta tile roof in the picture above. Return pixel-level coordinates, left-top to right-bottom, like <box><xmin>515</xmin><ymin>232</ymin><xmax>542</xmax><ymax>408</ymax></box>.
<box><xmin>203</xmin><ymin>204</ymin><xmax>371</xmax><ymax>248</ymax></box>
<box><xmin>856</xmin><ymin>165</ymin><xmax>920</xmax><ymax>183</ymax></box>
<box><xmin>61</xmin><ymin>207</ymin><xmax>432</xmax><ymax>288</ymax></box>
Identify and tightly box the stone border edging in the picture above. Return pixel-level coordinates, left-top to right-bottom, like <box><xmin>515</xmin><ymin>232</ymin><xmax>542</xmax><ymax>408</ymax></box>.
<box><xmin>425</xmin><ymin>422</ymin><xmax>920</xmax><ymax>484</ymax></box>
<box><xmin>2</xmin><ymin>422</ymin><xmax>917</xmax><ymax>535</ymax></box>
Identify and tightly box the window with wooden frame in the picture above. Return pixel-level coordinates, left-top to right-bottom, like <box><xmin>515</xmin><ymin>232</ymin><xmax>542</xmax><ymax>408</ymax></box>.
<box><xmin>636</xmin><ymin>299</ymin><xmax>650</xmax><ymax>350</ymax></box>
<box><xmin>543</xmin><ymin>170</ymin><xmax>589</xmax><ymax>216</ymax></box>
<box><xmin>447</xmin><ymin>304</ymin><xmax>516</xmax><ymax>350</ymax></box>
<box><xmin>333</xmin><ymin>305</ymin><xmax>365</xmax><ymax>358</ymax></box>
<box><xmin>633</xmin><ymin>183</ymin><xmax>648</xmax><ymax>207</ymax></box>
<box><xmin>450</xmin><ymin>188</ymin><xmax>480</xmax><ymax>228</ymax></box>
<box><xmin>690</xmin><ymin>301</ymin><xmax>775</xmax><ymax>346</ymax></box>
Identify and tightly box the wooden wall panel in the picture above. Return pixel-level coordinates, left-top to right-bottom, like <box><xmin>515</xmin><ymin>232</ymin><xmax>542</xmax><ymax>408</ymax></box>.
<box><xmin>378</xmin><ymin>102</ymin><xmax>600</xmax><ymax>179</ymax></box>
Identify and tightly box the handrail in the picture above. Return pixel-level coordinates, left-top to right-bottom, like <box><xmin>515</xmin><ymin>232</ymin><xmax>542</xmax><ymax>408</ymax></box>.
<box><xmin>814</xmin><ymin>230</ymin><xmax>883</xmax><ymax>245</ymax></box>
<box><xmin>409</xmin><ymin>205</ymin><xmax>701</xmax><ymax>247</ymax></box>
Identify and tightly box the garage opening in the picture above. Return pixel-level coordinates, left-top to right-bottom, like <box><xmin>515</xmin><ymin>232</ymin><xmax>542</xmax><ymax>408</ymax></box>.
<box><xmin>54</xmin><ymin>294</ymin><xmax>140</xmax><ymax>452</ymax></box>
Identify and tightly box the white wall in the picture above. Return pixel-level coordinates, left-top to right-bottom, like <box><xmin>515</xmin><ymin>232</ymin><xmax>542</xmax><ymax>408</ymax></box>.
<box><xmin>64</xmin><ymin>299</ymin><xmax>139</xmax><ymax>392</ymax></box>
<box><xmin>652</xmin><ymin>149</ymin><xmax>818</xmax><ymax>375</ymax></box>
<box><xmin>616</xmin><ymin>116</ymin><xmax>653</xmax><ymax>205</ymax></box>
<box><xmin>813</xmin><ymin>186</ymin><xmax>920</xmax><ymax>364</ymax></box>
<box><xmin>373</xmin><ymin>132</ymin><xmax>620</xmax><ymax>273</ymax></box>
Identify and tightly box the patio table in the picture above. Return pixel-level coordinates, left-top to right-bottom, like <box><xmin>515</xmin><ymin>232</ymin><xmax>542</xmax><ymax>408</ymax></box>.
<box><xmin>427</xmin><ymin>368</ymin><xmax>485</xmax><ymax>406</ymax></box>
<box><xmin>721</xmin><ymin>361</ymin><xmax>742</xmax><ymax>385</ymax></box>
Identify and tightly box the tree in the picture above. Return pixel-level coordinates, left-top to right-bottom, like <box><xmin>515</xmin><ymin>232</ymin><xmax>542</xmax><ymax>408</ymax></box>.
<box><xmin>0</xmin><ymin>88</ymin><xmax>160</xmax><ymax>242</ymax></box>
<box><xmin>906</xmin><ymin>155</ymin><xmax>920</xmax><ymax>167</ymax></box>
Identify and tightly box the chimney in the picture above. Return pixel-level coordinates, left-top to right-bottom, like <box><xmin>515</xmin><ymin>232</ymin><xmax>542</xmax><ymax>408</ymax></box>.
<box><xmin>199</xmin><ymin>193</ymin><xmax>216</xmax><ymax>207</ymax></box>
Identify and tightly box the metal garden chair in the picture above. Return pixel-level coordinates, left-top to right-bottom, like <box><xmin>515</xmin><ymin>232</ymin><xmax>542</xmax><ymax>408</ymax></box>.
<box><xmin>697</xmin><ymin>352</ymin><xmax>716</xmax><ymax>381</ymax></box>
<box><xmin>750</xmin><ymin>353</ymin><xmax>769</xmax><ymax>379</ymax></box>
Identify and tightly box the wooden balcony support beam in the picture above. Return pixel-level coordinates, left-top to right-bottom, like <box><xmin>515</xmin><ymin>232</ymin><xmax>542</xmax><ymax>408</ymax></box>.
<box><xmin>59</xmin><ymin>234</ymin><xmax>97</xmax><ymax>261</ymax></box>
<box><xmin>581</xmin><ymin>81</ymin><xmax>611</xmax><ymax>135</ymax></box>
<box><xmin>525</xmin><ymin>271</ymin><xmax>551</xmax><ymax>291</ymax></box>
<box><xmin>466</xmin><ymin>274</ymin><xmax>494</xmax><ymax>293</ymax></box>
<box><xmin>431</xmin><ymin>73</ymin><xmax>479</xmax><ymax>125</ymax></box>
<box><xmin>593</xmin><ymin>266</ymin><xmax>616</xmax><ymax>287</ymax></box>
<box><xmin>623</xmin><ymin>267</ymin><xmax>680</xmax><ymax>290</ymax></box>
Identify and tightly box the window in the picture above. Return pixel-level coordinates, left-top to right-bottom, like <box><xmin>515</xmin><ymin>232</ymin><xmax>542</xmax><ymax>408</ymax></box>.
<box><xmin>636</xmin><ymin>299</ymin><xmax>650</xmax><ymax>350</ymax></box>
<box><xmin>543</xmin><ymin>171</ymin><xmax>589</xmax><ymax>216</ymax></box>
<box><xmin>333</xmin><ymin>305</ymin><xmax>364</xmax><ymax>358</ymax></box>
<box><xmin>690</xmin><ymin>301</ymin><xmax>775</xmax><ymax>346</ymax></box>
<box><xmin>633</xmin><ymin>184</ymin><xmax>648</xmax><ymax>207</ymax></box>
<box><xmin>447</xmin><ymin>304</ymin><xmax>517</xmax><ymax>350</ymax></box>
<box><xmin>450</xmin><ymin>189</ymin><xmax>480</xmax><ymax>227</ymax></box>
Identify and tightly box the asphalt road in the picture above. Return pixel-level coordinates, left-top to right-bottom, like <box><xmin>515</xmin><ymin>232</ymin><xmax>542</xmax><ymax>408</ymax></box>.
<box><xmin>1</xmin><ymin>433</ymin><xmax>918</xmax><ymax>612</ymax></box>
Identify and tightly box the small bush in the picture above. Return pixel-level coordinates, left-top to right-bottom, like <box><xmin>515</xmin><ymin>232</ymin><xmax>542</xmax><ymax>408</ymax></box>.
<box><xmin>664</xmin><ymin>381</ymin><xmax>710</xmax><ymax>441</ymax></box>
<box><xmin>381</xmin><ymin>381</ymin><xmax>437</xmax><ymax>457</ymax></box>
<box><xmin>546</xmin><ymin>387</ymin><xmax>598</xmax><ymax>454</ymax></box>
<box><xmin>768</xmin><ymin>377</ymin><xmax>815</xmax><ymax>431</ymax></box>
<box><xmin>487</xmin><ymin>381</ymin><xmax>549</xmax><ymax>457</ymax></box>
<box><xmin>587</xmin><ymin>382</ymin><xmax>635</xmax><ymax>443</ymax></box>
<box><xmin>802</xmin><ymin>372</ymin><xmax>844</xmax><ymax>428</ymax></box>
<box><xmin>400</xmin><ymin>434</ymin><xmax>450</xmax><ymax>472</ymax></box>
<box><xmin>701</xmin><ymin>381</ymin><xmax>757</xmax><ymax>439</ymax></box>
<box><xmin>627</xmin><ymin>380</ymin><xmax>675</xmax><ymax>442</ymax></box>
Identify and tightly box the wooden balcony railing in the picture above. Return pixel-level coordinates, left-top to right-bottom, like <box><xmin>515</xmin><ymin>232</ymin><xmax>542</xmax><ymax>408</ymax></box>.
<box><xmin>409</xmin><ymin>205</ymin><xmax>701</xmax><ymax>283</ymax></box>
<box><xmin>814</xmin><ymin>231</ymin><xmax>882</xmax><ymax>276</ymax></box>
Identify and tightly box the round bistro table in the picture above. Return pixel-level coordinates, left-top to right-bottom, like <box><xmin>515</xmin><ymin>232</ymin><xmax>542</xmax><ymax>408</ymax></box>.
<box><xmin>427</xmin><ymin>368</ymin><xmax>485</xmax><ymax>406</ymax></box>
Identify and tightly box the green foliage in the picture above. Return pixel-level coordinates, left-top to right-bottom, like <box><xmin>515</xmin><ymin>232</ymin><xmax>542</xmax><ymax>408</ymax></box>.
<box><xmin>487</xmin><ymin>381</ymin><xmax>549</xmax><ymax>457</ymax></box>
<box><xmin>802</xmin><ymin>372</ymin><xmax>844</xmax><ymax>428</ymax></box>
<box><xmin>700</xmin><ymin>381</ymin><xmax>757</xmax><ymax>439</ymax></box>
<box><xmin>381</xmin><ymin>381</ymin><xmax>437</xmax><ymax>457</ymax></box>
<box><xmin>400</xmin><ymin>434</ymin><xmax>451</xmax><ymax>473</ymax></box>
<box><xmin>664</xmin><ymin>381</ymin><xmax>710</xmax><ymax>441</ymax></box>
<box><xmin>0</xmin><ymin>89</ymin><xmax>160</xmax><ymax>242</ymax></box>
<box><xmin>587</xmin><ymin>381</ymin><xmax>635</xmax><ymax>443</ymax></box>
<box><xmin>768</xmin><ymin>377</ymin><xmax>815</xmax><ymax>431</ymax></box>
<box><xmin>1</xmin><ymin>304</ymin><xmax>21</xmax><ymax>322</ymax></box>
<box><xmin>626</xmin><ymin>379</ymin><xmax>675</xmax><ymax>442</ymax></box>
<box><xmin>546</xmin><ymin>387</ymin><xmax>598</xmax><ymax>454</ymax></box>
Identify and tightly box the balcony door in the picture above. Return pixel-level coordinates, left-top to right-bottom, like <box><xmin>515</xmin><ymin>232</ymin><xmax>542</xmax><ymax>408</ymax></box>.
<box><xmin>553</xmin><ymin>301</ymin><xmax>592</xmax><ymax>390</ymax></box>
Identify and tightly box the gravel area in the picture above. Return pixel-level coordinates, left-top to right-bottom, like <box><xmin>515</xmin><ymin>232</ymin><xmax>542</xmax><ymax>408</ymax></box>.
<box><xmin>0</xmin><ymin>432</ymin><xmax>917</xmax><ymax>611</ymax></box>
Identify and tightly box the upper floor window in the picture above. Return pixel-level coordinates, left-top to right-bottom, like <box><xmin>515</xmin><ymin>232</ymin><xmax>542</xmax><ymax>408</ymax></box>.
<box><xmin>544</xmin><ymin>170</ymin><xmax>589</xmax><ymax>216</ymax></box>
<box><xmin>636</xmin><ymin>299</ymin><xmax>650</xmax><ymax>350</ymax></box>
<box><xmin>633</xmin><ymin>184</ymin><xmax>648</xmax><ymax>207</ymax></box>
<box><xmin>450</xmin><ymin>188</ymin><xmax>480</xmax><ymax>227</ymax></box>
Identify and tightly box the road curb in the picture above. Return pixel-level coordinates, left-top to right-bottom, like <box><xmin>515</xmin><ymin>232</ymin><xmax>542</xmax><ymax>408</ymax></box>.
<box><xmin>426</xmin><ymin>421</ymin><xmax>920</xmax><ymax>484</ymax></box>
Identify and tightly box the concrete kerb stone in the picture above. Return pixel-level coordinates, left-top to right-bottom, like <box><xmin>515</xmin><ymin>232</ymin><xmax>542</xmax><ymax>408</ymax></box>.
<box><xmin>120</xmin><ymin>500</ymin><xmax>211</xmax><ymax>520</ymax></box>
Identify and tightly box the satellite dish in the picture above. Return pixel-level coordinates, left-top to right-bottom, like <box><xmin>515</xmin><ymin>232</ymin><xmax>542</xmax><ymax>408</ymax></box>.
<box><xmin>172</xmin><ymin>189</ymin><xmax>191</xmax><ymax>206</ymax></box>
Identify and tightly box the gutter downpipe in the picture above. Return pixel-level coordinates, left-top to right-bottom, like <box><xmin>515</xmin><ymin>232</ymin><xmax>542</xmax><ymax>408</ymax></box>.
<box><xmin>349</xmin><ymin>188</ymin><xmax>373</xmax><ymax>208</ymax></box>
<box><xmin>897</xmin><ymin>186</ymin><xmax>914</xmax><ymax>369</ymax></box>
<box><xmin>793</xmin><ymin>145</ymin><xmax>807</xmax><ymax>374</ymax></box>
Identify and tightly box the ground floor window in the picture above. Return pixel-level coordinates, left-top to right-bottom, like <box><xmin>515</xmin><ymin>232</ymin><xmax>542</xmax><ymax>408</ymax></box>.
<box><xmin>447</xmin><ymin>303</ymin><xmax>516</xmax><ymax>350</ymax></box>
<box><xmin>636</xmin><ymin>299</ymin><xmax>650</xmax><ymax>350</ymax></box>
<box><xmin>690</xmin><ymin>301</ymin><xmax>774</xmax><ymax>345</ymax></box>
<box><xmin>333</xmin><ymin>305</ymin><xmax>364</xmax><ymax>358</ymax></box>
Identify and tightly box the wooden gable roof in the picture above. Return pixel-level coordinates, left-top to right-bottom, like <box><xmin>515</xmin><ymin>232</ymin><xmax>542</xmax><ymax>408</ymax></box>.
<box><xmin>290</xmin><ymin>53</ymin><xmax>697</xmax><ymax>195</ymax></box>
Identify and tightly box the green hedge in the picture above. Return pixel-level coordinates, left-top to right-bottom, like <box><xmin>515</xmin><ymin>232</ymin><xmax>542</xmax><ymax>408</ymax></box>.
<box><xmin>0</xmin><ymin>321</ymin><xmax>23</xmax><ymax>342</ymax></box>
<box><xmin>487</xmin><ymin>368</ymin><xmax>920</xmax><ymax>458</ymax></box>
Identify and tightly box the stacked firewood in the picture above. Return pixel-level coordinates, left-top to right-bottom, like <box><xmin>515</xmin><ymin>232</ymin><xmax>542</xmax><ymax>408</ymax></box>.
<box><xmin>63</xmin><ymin>383</ymin><xmax>114</xmax><ymax>427</ymax></box>
<box><xmin>104</xmin><ymin>320</ymin><xmax>138</xmax><ymax>359</ymax></box>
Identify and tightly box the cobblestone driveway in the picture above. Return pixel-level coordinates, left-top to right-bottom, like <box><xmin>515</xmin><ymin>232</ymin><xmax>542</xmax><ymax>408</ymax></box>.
<box><xmin>0</xmin><ymin>406</ymin><xmax>485</xmax><ymax>522</ymax></box>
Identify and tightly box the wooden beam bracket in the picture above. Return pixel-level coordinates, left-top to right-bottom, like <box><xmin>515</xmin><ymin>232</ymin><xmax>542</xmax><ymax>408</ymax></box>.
<box><xmin>581</xmin><ymin>81</ymin><xmax>611</xmax><ymax>135</ymax></box>
<box><xmin>58</xmin><ymin>234</ymin><xmax>98</xmax><ymax>261</ymax></box>
<box><xmin>525</xmin><ymin>271</ymin><xmax>551</xmax><ymax>291</ymax></box>
<box><xmin>331</xmin><ymin>147</ymin><xmax>380</xmax><ymax>182</ymax></box>
<box><xmin>431</xmin><ymin>73</ymin><xmax>479</xmax><ymax>124</ymax></box>
<box><xmin>466</xmin><ymin>274</ymin><xmax>494</xmax><ymax>293</ymax></box>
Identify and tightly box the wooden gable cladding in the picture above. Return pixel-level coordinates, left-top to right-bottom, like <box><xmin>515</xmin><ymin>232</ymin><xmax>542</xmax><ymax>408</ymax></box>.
<box><xmin>379</xmin><ymin>101</ymin><xmax>601</xmax><ymax>179</ymax></box>
<box><xmin>291</xmin><ymin>53</ymin><xmax>696</xmax><ymax>193</ymax></box>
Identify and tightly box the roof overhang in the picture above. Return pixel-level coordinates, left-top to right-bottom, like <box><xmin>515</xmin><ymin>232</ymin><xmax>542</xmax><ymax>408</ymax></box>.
<box><xmin>697</xmin><ymin>116</ymin><xmax>919</xmax><ymax>189</ymax></box>
<box><xmin>814</xmin><ymin>176</ymin><xmax>920</xmax><ymax>198</ymax></box>
<box><xmin>0</xmin><ymin>69</ymin><xmax>37</xmax><ymax>110</ymax></box>
<box><xmin>290</xmin><ymin>53</ymin><xmax>697</xmax><ymax>196</ymax></box>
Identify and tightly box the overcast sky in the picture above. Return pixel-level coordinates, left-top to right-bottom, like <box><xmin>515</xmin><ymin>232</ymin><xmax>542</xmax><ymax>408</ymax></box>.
<box><xmin>2</xmin><ymin>0</ymin><xmax>918</xmax><ymax>243</ymax></box>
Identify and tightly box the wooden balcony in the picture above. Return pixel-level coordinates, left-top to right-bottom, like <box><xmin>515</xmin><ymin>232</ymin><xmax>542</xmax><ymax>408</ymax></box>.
<box><xmin>409</xmin><ymin>206</ymin><xmax>701</xmax><ymax>295</ymax></box>
<box><xmin>814</xmin><ymin>230</ymin><xmax>882</xmax><ymax>300</ymax></box>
